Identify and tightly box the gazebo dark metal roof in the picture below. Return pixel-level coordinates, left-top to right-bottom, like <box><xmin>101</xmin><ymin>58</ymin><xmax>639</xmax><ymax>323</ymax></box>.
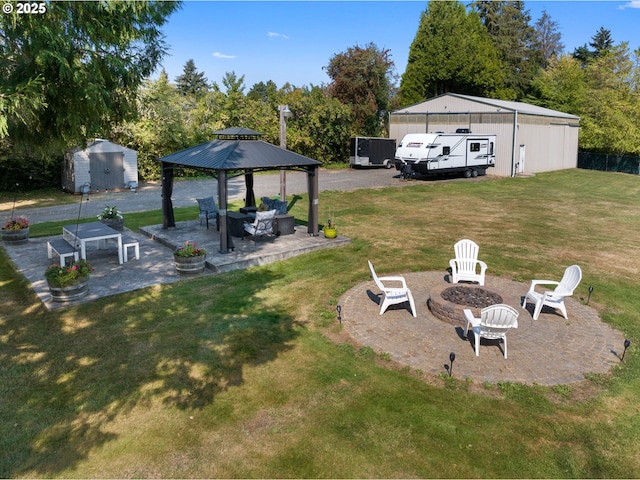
<box><xmin>158</xmin><ymin>136</ymin><xmax>321</xmax><ymax>171</ymax></box>
<box><xmin>157</xmin><ymin>127</ymin><xmax>321</xmax><ymax>253</ymax></box>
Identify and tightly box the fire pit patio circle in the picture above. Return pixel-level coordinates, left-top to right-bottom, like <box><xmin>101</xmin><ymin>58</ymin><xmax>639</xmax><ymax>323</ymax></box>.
<box><xmin>428</xmin><ymin>284</ymin><xmax>518</xmax><ymax>327</ymax></box>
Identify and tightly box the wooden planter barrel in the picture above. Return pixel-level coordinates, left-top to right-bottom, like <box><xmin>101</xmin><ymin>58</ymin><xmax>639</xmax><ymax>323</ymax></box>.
<box><xmin>48</xmin><ymin>279</ymin><xmax>89</xmax><ymax>302</ymax></box>
<box><xmin>174</xmin><ymin>254</ymin><xmax>206</xmax><ymax>275</ymax></box>
<box><xmin>1</xmin><ymin>227</ymin><xmax>30</xmax><ymax>245</ymax></box>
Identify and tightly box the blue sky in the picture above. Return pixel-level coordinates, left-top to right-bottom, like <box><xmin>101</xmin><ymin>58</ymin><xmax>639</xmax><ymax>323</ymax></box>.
<box><xmin>159</xmin><ymin>1</ymin><xmax>640</xmax><ymax>90</ymax></box>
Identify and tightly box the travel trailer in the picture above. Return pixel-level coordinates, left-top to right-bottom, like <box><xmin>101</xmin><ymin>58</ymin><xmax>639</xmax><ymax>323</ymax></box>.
<box><xmin>394</xmin><ymin>131</ymin><xmax>496</xmax><ymax>178</ymax></box>
<box><xmin>350</xmin><ymin>137</ymin><xmax>396</xmax><ymax>168</ymax></box>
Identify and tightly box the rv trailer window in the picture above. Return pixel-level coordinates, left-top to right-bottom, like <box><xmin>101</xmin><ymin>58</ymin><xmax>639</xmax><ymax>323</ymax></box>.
<box><xmin>470</xmin><ymin>142</ymin><xmax>480</xmax><ymax>152</ymax></box>
<box><xmin>443</xmin><ymin>146</ymin><xmax>450</xmax><ymax>155</ymax></box>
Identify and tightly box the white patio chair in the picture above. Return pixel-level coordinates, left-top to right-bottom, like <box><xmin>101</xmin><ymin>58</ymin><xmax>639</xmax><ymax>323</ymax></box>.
<box><xmin>243</xmin><ymin>209</ymin><xmax>276</xmax><ymax>243</ymax></box>
<box><xmin>449</xmin><ymin>239</ymin><xmax>488</xmax><ymax>285</ymax></box>
<box><xmin>522</xmin><ymin>265</ymin><xmax>582</xmax><ymax>320</ymax></box>
<box><xmin>463</xmin><ymin>304</ymin><xmax>519</xmax><ymax>358</ymax></box>
<box><xmin>367</xmin><ymin>260</ymin><xmax>417</xmax><ymax>317</ymax></box>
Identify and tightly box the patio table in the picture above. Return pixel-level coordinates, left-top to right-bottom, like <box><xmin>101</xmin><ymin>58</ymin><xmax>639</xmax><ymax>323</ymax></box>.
<box><xmin>63</xmin><ymin>222</ymin><xmax>124</xmax><ymax>264</ymax></box>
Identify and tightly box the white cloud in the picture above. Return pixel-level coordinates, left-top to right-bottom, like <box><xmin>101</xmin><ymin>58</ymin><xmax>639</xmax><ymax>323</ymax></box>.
<box><xmin>212</xmin><ymin>52</ymin><xmax>236</xmax><ymax>59</ymax></box>
<box><xmin>268</xmin><ymin>32</ymin><xmax>289</xmax><ymax>40</ymax></box>
<box><xmin>619</xmin><ymin>0</ymin><xmax>640</xmax><ymax>9</ymax></box>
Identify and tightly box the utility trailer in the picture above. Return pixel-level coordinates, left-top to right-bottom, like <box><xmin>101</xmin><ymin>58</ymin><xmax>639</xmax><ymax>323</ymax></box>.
<box><xmin>350</xmin><ymin>137</ymin><xmax>396</xmax><ymax>169</ymax></box>
<box><xmin>393</xmin><ymin>130</ymin><xmax>496</xmax><ymax>178</ymax></box>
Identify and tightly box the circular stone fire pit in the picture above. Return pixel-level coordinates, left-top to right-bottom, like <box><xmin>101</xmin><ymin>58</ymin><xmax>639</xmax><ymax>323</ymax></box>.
<box><xmin>428</xmin><ymin>284</ymin><xmax>517</xmax><ymax>327</ymax></box>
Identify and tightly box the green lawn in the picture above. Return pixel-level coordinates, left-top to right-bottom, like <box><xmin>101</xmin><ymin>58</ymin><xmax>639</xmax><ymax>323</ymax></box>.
<box><xmin>1</xmin><ymin>169</ymin><xmax>639</xmax><ymax>477</ymax></box>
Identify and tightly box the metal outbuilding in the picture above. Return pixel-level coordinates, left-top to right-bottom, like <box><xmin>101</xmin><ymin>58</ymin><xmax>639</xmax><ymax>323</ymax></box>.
<box><xmin>389</xmin><ymin>93</ymin><xmax>580</xmax><ymax>177</ymax></box>
<box><xmin>63</xmin><ymin>139</ymin><xmax>138</xmax><ymax>193</ymax></box>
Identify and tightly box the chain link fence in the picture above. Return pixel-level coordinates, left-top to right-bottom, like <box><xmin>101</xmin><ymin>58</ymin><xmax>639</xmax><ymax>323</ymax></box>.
<box><xmin>578</xmin><ymin>152</ymin><xmax>640</xmax><ymax>175</ymax></box>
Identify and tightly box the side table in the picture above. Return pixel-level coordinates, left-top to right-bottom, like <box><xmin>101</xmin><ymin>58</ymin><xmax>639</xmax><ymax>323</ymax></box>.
<box><xmin>240</xmin><ymin>206</ymin><xmax>258</xmax><ymax>215</ymax></box>
<box><xmin>227</xmin><ymin>211</ymin><xmax>251</xmax><ymax>237</ymax></box>
<box><xmin>274</xmin><ymin>214</ymin><xmax>295</xmax><ymax>235</ymax></box>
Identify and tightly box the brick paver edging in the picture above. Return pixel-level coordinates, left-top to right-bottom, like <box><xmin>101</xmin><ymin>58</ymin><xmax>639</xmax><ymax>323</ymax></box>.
<box><xmin>339</xmin><ymin>271</ymin><xmax>625</xmax><ymax>386</ymax></box>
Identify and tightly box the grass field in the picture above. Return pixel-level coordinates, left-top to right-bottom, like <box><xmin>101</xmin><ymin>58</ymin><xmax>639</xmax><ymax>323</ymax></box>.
<box><xmin>1</xmin><ymin>169</ymin><xmax>639</xmax><ymax>477</ymax></box>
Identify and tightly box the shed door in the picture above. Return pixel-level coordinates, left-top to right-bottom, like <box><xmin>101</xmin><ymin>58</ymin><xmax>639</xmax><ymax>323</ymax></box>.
<box><xmin>89</xmin><ymin>152</ymin><xmax>124</xmax><ymax>190</ymax></box>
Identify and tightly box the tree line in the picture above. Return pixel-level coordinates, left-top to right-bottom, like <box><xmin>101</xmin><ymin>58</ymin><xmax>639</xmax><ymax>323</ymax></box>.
<box><xmin>1</xmin><ymin>0</ymin><xmax>639</xmax><ymax>189</ymax></box>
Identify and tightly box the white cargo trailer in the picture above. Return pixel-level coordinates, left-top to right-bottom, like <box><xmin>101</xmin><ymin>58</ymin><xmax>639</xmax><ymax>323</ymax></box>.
<box><xmin>394</xmin><ymin>131</ymin><xmax>496</xmax><ymax>178</ymax></box>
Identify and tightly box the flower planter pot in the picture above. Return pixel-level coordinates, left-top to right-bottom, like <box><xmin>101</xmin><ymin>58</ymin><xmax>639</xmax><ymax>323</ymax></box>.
<box><xmin>100</xmin><ymin>217</ymin><xmax>124</xmax><ymax>231</ymax></box>
<box><xmin>48</xmin><ymin>279</ymin><xmax>89</xmax><ymax>302</ymax></box>
<box><xmin>323</xmin><ymin>228</ymin><xmax>337</xmax><ymax>239</ymax></box>
<box><xmin>1</xmin><ymin>227</ymin><xmax>30</xmax><ymax>245</ymax></box>
<box><xmin>174</xmin><ymin>254</ymin><xmax>206</xmax><ymax>275</ymax></box>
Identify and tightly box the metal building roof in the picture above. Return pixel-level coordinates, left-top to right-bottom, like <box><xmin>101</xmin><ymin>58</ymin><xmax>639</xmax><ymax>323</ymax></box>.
<box><xmin>393</xmin><ymin>93</ymin><xmax>580</xmax><ymax>120</ymax></box>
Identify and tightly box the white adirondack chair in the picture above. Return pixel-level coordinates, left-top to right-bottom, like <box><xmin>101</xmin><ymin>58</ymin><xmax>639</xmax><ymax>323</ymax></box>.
<box><xmin>449</xmin><ymin>239</ymin><xmax>488</xmax><ymax>285</ymax></box>
<box><xmin>463</xmin><ymin>304</ymin><xmax>519</xmax><ymax>358</ymax></box>
<box><xmin>522</xmin><ymin>265</ymin><xmax>582</xmax><ymax>320</ymax></box>
<box><xmin>368</xmin><ymin>261</ymin><xmax>417</xmax><ymax>317</ymax></box>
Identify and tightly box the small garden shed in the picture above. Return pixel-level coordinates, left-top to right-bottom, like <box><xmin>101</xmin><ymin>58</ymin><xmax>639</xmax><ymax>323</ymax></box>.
<box><xmin>63</xmin><ymin>139</ymin><xmax>138</xmax><ymax>193</ymax></box>
<box><xmin>389</xmin><ymin>93</ymin><xmax>580</xmax><ymax>177</ymax></box>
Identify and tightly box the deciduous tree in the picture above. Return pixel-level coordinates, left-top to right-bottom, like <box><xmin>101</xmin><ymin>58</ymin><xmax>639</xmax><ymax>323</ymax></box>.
<box><xmin>534</xmin><ymin>9</ymin><xmax>564</xmax><ymax>68</ymax></box>
<box><xmin>325</xmin><ymin>42</ymin><xmax>396</xmax><ymax>137</ymax></box>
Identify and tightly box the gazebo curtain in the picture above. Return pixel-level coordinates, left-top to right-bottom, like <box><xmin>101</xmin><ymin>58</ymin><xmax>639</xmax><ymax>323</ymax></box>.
<box><xmin>161</xmin><ymin>162</ymin><xmax>175</xmax><ymax>228</ymax></box>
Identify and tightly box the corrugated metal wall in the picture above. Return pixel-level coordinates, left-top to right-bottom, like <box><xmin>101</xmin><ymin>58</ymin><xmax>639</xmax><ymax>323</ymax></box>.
<box><xmin>390</xmin><ymin>108</ymin><xmax>579</xmax><ymax>177</ymax></box>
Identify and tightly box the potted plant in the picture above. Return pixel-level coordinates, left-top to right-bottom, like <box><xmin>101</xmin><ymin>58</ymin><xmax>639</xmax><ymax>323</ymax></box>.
<box><xmin>44</xmin><ymin>259</ymin><xmax>93</xmax><ymax>302</ymax></box>
<box><xmin>174</xmin><ymin>241</ymin><xmax>206</xmax><ymax>275</ymax></box>
<box><xmin>98</xmin><ymin>205</ymin><xmax>124</xmax><ymax>231</ymax></box>
<box><xmin>1</xmin><ymin>216</ymin><xmax>30</xmax><ymax>245</ymax></box>
<box><xmin>323</xmin><ymin>218</ymin><xmax>337</xmax><ymax>239</ymax></box>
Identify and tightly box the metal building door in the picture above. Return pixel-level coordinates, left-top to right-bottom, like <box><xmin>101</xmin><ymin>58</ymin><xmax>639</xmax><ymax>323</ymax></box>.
<box><xmin>89</xmin><ymin>152</ymin><xmax>124</xmax><ymax>191</ymax></box>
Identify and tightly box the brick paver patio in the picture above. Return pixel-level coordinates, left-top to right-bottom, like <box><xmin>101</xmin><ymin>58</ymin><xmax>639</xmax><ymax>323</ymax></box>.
<box><xmin>339</xmin><ymin>271</ymin><xmax>625</xmax><ymax>386</ymax></box>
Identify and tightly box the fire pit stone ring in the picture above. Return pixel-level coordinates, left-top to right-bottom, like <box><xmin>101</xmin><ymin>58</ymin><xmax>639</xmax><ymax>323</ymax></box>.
<box><xmin>428</xmin><ymin>284</ymin><xmax>519</xmax><ymax>327</ymax></box>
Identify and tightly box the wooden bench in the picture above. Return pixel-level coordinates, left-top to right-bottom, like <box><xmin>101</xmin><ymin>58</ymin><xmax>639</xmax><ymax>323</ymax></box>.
<box><xmin>122</xmin><ymin>235</ymin><xmax>140</xmax><ymax>262</ymax></box>
<box><xmin>47</xmin><ymin>238</ymin><xmax>79</xmax><ymax>266</ymax></box>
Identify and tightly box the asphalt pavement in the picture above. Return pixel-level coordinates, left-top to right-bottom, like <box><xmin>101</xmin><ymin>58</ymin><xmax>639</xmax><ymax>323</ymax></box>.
<box><xmin>3</xmin><ymin>167</ymin><xmax>411</xmax><ymax>224</ymax></box>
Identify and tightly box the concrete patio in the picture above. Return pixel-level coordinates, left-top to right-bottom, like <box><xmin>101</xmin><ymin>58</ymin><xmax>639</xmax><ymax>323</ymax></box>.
<box><xmin>4</xmin><ymin>219</ymin><xmax>350</xmax><ymax>310</ymax></box>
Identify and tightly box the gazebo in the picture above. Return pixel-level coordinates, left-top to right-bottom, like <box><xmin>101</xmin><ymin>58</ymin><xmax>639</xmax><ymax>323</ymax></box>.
<box><xmin>158</xmin><ymin>128</ymin><xmax>322</xmax><ymax>253</ymax></box>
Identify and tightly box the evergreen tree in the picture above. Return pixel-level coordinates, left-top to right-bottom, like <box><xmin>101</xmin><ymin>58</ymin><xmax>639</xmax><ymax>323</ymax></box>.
<box><xmin>572</xmin><ymin>27</ymin><xmax>615</xmax><ymax>66</ymax></box>
<box><xmin>175</xmin><ymin>59</ymin><xmax>209</xmax><ymax>96</ymax></box>
<box><xmin>400</xmin><ymin>1</ymin><xmax>504</xmax><ymax>105</ymax></box>
<box><xmin>590</xmin><ymin>27</ymin><xmax>614</xmax><ymax>56</ymax></box>
<box><xmin>325</xmin><ymin>42</ymin><xmax>396</xmax><ymax>137</ymax></box>
<box><xmin>0</xmin><ymin>1</ymin><xmax>180</xmax><ymax>152</ymax></box>
<box><xmin>471</xmin><ymin>0</ymin><xmax>541</xmax><ymax>100</ymax></box>
<box><xmin>247</xmin><ymin>80</ymin><xmax>279</xmax><ymax>103</ymax></box>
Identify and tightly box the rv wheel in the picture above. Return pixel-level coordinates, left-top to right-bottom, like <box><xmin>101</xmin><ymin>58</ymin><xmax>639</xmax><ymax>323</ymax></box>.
<box><xmin>464</xmin><ymin>169</ymin><xmax>472</xmax><ymax>178</ymax></box>
<box><xmin>471</xmin><ymin>169</ymin><xmax>478</xmax><ymax>177</ymax></box>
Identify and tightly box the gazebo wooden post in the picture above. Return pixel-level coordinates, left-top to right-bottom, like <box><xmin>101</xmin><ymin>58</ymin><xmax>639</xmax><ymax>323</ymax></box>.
<box><xmin>161</xmin><ymin>162</ymin><xmax>176</xmax><ymax>229</ymax></box>
<box><xmin>307</xmin><ymin>165</ymin><xmax>319</xmax><ymax>236</ymax></box>
<box><xmin>218</xmin><ymin>170</ymin><xmax>230</xmax><ymax>253</ymax></box>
